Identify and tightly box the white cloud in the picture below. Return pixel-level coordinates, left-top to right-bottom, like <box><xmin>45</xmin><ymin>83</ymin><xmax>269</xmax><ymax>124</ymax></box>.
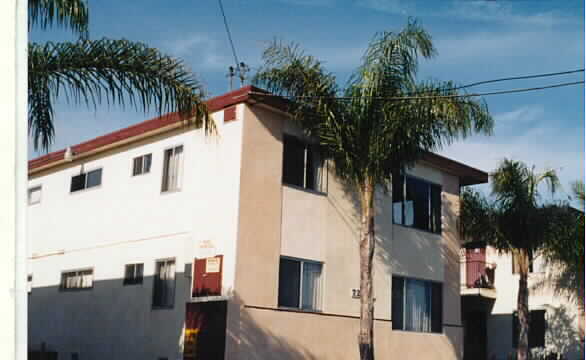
<box><xmin>161</xmin><ymin>33</ymin><xmax>230</xmax><ymax>71</ymax></box>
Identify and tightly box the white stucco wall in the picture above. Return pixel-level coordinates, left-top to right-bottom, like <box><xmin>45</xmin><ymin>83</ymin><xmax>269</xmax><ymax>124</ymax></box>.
<box><xmin>27</xmin><ymin>108</ymin><xmax>244</xmax><ymax>360</ymax></box>
<box><xmin>485</xmin><ymin>249</ymin><xmax>582</xmax><ymax>360</ymax></box>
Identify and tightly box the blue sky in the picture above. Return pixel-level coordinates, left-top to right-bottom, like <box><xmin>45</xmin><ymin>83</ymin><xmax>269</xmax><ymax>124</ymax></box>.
<box><xmin>30</xmin><ymin>0</ymin><xmax>585</xmax><ymax>201</ymax></box>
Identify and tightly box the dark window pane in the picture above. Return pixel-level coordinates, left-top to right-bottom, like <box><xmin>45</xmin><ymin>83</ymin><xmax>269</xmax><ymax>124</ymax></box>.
<box><xmin>430</xmin><ymin>185</ymin><xmax>442</xmax><ymax>234</ymax></box>
<box><xmin>405</xmin><ymin>178</ymin><xmax>416</xmax><ymax>226</ymax></box>
<box><xmin>530</xmin><ymin>310</ymin><xmax>546</xmax><ymax>348</ymax></box>
<box><xmin>124</xmin><ymin>264</ymin><xmax>134</xmax><ymax>284</ymax></box>
<box><xmin>282</xmin><ymin>136</ymin><xmax>306</xmax><ymax>188</ymax></box>
<box><xmin>143</xmin><ymin>154</ymin><xmax>152</xmax><ymax>173</ymax></box>
<box><xmin>161</xmin><ymin>149</ymin><xmax>172</xmax><ymax>191</ymax></box>
<box><xmin>278</xmin><ymin>258</ymin><xmax>301</xmax><ymax>308</ymax></box>
<box><xmin>70</xmin><ymin>173</ymin><xmax>86</xmax><ymax>192</ymax></box>
<box><xmin>413</xmin><ymin>178</ymin><xmax>430</xmax><ymax>231</ymax></box>
<box><xmin>136</xmin><ymin>263</ymin><xmax>144</xmax><ymax>283</ymax></box>
<box><xmin>431</xmin><ymin>282</ymin><xmax>443</xmax><ymax>333</ymax></box>
<box><xmin>86</xmin><ymin>169</ymin><xmax>102</xmax><ymax>188</ymax></box>
<box><xmin>133</xmin><ymin>157</ymin><xmax>143</xmax><ymax>176</ymax></box>
<box><xmin>392</xmin><ymin>174</ymin><xmax>404</xmax><ymax>225</ymax></box>
<box><xmin>392</xmin><ymin>277</ymin><xmax>404</xmax><ymax>330</ymax></box>
<box><xmin>305</xmin><ymin>145</ymin><xmax>315</xmax><ymax>190</ymax></box>
<box><xmin>513</xmin><ymin>312</ymin><xmax>519</xmax><ymax>347</ymax></box>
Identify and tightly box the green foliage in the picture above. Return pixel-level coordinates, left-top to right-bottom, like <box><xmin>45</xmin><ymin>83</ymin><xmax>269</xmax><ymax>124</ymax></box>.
<box><xmin>253</xmin><ymin>19</ymin><xmax>493</xmax><ymax>191</ymax></box>
<box><xmin>28</xmin><ymin>0</ymin><xmax>210</xmax><ymax>151</ymax></box>
<box><xmin>29</xmin><ymin>0</ymin><xmax>89</xmax><ymax>38</ymax></box>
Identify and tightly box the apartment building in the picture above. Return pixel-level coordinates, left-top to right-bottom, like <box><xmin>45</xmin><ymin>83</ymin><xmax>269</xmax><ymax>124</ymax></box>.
<box><xmin>461</xmin><ymin>244</ymin><xmax>584</xmax><ymax>360</ymax></box>
<box><xmin>27</xmin><ymin>85</ymin><xmax>488</xmax><ymax>360</ymax></box>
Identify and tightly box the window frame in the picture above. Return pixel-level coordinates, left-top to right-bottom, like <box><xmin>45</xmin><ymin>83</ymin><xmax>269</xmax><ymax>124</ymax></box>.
<box><xmin>391</xmin><ymin>275</ymin><xmax>443</xmax><ymax>334</ymax></box>
<box><xmin>392</xmin><ymin>173</ymin><xmax>442</xmax><ymax>234</ymax></box>
<box><xmin>161</xmin><ymin>145</ymin><xmax>184</xmax><ymax>193</ymax></box>
<box><xmin>277</xmin><ymin>256</ymin><xmax>324</xmax><ymax>312</ymax></box>
<box><xmin>28</xmin><ymin>185</ymin><xmax>42</xmax><ymax>205</ymax></box>
<box><xmin>123</xmin><ymin>263</ymin><xmax>144</xmax><ymax>285</ymax></box>
<box><xmin>281</xmin><ymin>134</ymin><xmax>328</xmax><ymax>195</ymax></box>
<box><xmin>131</xmin><ymin>153</ymin><xmax>152</xmax><ymax>177</ymax></box>
<box><xmin>70</xmin><ymin>167</ymin><xmax>103</xmax><ymax>193</ymax></box>
<box><xmin>59</xmin><ymin>268</ymin><xmax>94</xmax><ymax>291</ymax></box>
<box><xmin>152</xmin><ymin>258</ymin><xmax>176</xmax><ymax>309</ymax></box>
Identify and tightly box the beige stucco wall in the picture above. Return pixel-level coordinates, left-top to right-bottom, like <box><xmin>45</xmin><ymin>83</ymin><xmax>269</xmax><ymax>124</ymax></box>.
<box><xmin>229</xmin><ymin>103</ymin><xmax>465</xmax><ymax>359</ymax></box>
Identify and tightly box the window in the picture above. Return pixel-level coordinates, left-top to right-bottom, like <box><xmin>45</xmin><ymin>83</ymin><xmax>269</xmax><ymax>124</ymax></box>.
<box><xmin>282</xmin><ymin>135</ymin><xmax>327</xmax><ymax>193</ymax></box>
<box><xmin>153</xmin><ymin>259</ymin><xmax>176</xmax><ymax>308</ymax></box>
<box><xmin>70</xmin><ymin>168</ymin><xmax>102</xmax><ymax>192</ymax></box>
<box><xmin>28</xmin><ymin>186</ymin><xmax>42</xmax><ymax>205</ymax></box>
<box><xmin>278</xmin><ymin>257</ymin><xmax>323</xmax><ymax>311</ymax></box>
<box><xmin>392</xmin><ymin>276</ymin><xmax>442</xmax><ymax>333</ymax></box>
<box><xmin>513</xmin><ymin>310</ymin><xmax>546</xmax><ymax>348</ymax></box>
<box><xmin>132</xmin><ymin>154</ymin><xmax>152</xmax><ymax>176</ymax></box>
<box><xmin>123</xmin><ymin>263</ymin><xmax>144</xmax><ymax>285</ymax></box>
<box><xmin>392</xmin><ymin>174</ymin><xmax>441</xmax><ymax>233</ymax></box>
<box><xmin>161</xmin><ymin>146</ymin><xmax>183</xmax><ymax>192</ymax></box>
<box><xmin>60</xmin><ymin>269</ymin><xmax>93</xmax><ymax>290</ymax></box>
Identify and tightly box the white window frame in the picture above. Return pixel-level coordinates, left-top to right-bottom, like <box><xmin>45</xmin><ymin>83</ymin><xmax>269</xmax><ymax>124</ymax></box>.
<box><xmin>161</xmin><ymin>145</ymin><xmax>184</xmax><ymax>193</ymax></box>
<box><xmin>282</xmin><ymin>134</ymin><xmax>328</xmax><ymax>194</ymax></box>
<box><xmin>70</xmin><ymin>167</ymin><xmax>103</xmax><ymax>193</ymax></box>
<box><xmin>60</xmin><ymin>268</ymin><xmax>94</xmax><ymax>291</ymax></box>
<box><xmin>131</xmin><ymin>153</ymin><xmax>152</xmax><ymax>177</ymax></box>
<box><xmin>28</xmin><ymin>185</ymin><xmax>42</xmax><ymax>205</ymax></box>
<box><xmin>123</xmin><ymin>263</ymin><xmax>144</xmax><ymax>285</ymax></box>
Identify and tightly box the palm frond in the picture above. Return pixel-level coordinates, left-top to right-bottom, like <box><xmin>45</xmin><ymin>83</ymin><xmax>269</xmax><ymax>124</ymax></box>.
<box><xmin>28</xmin><ymin>39</ymin><xmax>210</xmax><ymax>151</ymax></box>
<box><xmin>29</xmin><ymin>0</ymin><xmax>89</xmax><ymax>39</ymax></box>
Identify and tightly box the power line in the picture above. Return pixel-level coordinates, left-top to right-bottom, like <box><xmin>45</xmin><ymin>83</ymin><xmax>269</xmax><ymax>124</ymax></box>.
<box><xmin>249</xmin><ymin>80</ymin><xmax>584</xmax><ymax>101</ymax></box>
<box><xmin>218</xmin><ymin>0</ymin><xmax>240</xmax><ymax>68</ymax></box>
<box><xmin>452</xmin><ymin>69</ymin><xmax>584</xmax><ymax>91</ymax></box>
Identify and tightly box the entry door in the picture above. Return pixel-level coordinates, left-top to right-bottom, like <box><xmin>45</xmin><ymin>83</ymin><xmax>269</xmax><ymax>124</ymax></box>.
<box><xmin>466</xmin><ymin>247</ymin><xmax>486</xmax><ymax>287</ymax></box>
<box><xmin>184</xmin><ymin>301</ymin><xmax>227</xmax><ymax>360</ymax></box>
<box><xmin>464</xmin><ymin>311</ymin><xmax>487</xmax><ymax>360</ymax></box>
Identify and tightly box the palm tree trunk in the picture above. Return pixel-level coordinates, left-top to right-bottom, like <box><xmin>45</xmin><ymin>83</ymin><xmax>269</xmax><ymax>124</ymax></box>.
<box><xmin>358</xmin><ymin>179</ymin><xmax>375</xmax><ymax>360</ymax></box>
<box><xmin>517</xmin><ymin>250</ymin><xmax>530</xmax><ymax>360</ymax></box>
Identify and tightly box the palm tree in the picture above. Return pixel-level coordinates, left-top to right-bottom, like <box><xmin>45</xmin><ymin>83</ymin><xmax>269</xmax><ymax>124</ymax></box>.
<box><xmin>461</xmin><ymin>159</ymin><xmax>561</xmax><ymax>360</ymax></box>
<box><xmin>28</xmin><ymin>0</ymin><xmax>211</xmax><ymax>151</ymax></box>
<box><xmin>253</xmin><ymin>20</ymin><xmax>493</xmax><ymax>360</ymax></box>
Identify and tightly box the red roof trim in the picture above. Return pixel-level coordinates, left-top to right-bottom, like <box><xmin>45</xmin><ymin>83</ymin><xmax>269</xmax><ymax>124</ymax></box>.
<box><xmin>29</xmin><ymin>85</ymin><xmax>275</xmax><ymax>171</ymax></box>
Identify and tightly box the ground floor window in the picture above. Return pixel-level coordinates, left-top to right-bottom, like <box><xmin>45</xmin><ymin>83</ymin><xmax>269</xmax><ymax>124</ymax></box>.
<box><xmin>513</xmin><ymin>309</ymin><xmax>546</xmax><ymax>348</ymax></box>
<box><xmin>392</xmin><ymin>276</ymin><xmax>442</xmax><ymax>333</ymax></box>
<box><xmin>278</xmin><ymin>257</ymin><xmax>323</xmax><ymax>311</ymax></box>
<box><xmin>153</xmin><ymin>258</ymin><xmax>176</xmax><ymax>308</ymax></box>
<box><xmin>60</xmin><ymin>269</ymin><xmax>93</xmax><ymax>290</ymax></box>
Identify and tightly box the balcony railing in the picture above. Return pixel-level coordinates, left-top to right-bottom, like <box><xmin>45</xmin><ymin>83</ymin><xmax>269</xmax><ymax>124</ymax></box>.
<box><xmin>465</xmin><ymin>260</ymin><xmax>496</xmax><ymax>289</ymax></box>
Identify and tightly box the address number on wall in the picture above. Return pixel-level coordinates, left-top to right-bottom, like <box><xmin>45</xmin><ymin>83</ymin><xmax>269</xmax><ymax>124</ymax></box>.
<box><xmin>351</xmin><ymin>288</ymin><xmax>361</xmax><ymax>299</ymax></box>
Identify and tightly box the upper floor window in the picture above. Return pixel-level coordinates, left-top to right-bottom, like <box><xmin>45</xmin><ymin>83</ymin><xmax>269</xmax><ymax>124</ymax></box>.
<box><xmin>392</xmin><ymin>174</ymin><xmax>441</xmax><ymax>234</ymax></box>
<box><xmin>161</xmin><ymin>146</ymin><xmax>183</xmax><ymax>192</ymax></box>
<box><xmin>392</xmin><ymin>276</ymin><xmax>442</xmax><ymax>333</ymax></box>
<box><xmin>70</xmin><ymin>168</ymin><xmax>102</xmax><ymax>193</ymax></box>
<box><xmin>132</xmin><ymin>154</ymin><xmax>152</xmax><ymax>176</ymax></box>
<box><xmin>278</xmin><ymin>257</ymin><xmax>323</xmax><ymax>311</ymax></box>
<box><xmin>28</xmin><ymin>186</ymin><xmax>42</xmax><ymax>205</ymax></box>
<box><xmin>153</xmin><ymin>258</ymin><xmax>176</xmax><ymax>308</ymax></box>
<box><xmin>282</xmin><ymin>135</ymin><xmax>327</xmax><ymax>193</ymax></box>
<box><xmin>60</xmin><ymin>269</ymin><xmax>93</xmax><ymax>290</ymax></box>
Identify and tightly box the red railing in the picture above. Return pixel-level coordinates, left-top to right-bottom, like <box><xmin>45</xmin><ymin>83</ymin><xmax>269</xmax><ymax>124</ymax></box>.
<box><xmin>465</xmin><ymin>260</ymin><xmax>495</xmax><ymax>289</ymax></box>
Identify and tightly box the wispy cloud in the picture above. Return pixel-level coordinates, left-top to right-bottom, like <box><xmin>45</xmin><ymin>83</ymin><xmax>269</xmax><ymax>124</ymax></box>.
<box><xmin>161</xmin><ymin>33</ymin><xmax>231</xmax><ymax>71</ymax></box>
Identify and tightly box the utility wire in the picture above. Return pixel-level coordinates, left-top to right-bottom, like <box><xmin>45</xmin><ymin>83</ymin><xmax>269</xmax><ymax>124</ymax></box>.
<box><xmin>218</xmin><ymin>0</ymin><xmax>240</xmax><ymax>69</ymax></box>
<box><xmin>249</xmin><ymin>80</ymin><xmax>585</xmax><ymax>101</ymax></box>
<box><xmin>452</xmin><ymin>69</ymin><xmax>584</xmax><ymax>91</ymax></box>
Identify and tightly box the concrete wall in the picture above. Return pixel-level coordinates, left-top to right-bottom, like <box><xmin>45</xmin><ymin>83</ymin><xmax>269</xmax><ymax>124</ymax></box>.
<box><xmin>228</xmin><ymin>103</ymin><xmax>465</xmax><ymax>359</ymax></box>
<box><xmin>27</xmin><ymin>108</ymin><xmax>244</xmax><ymax>360</ymax></box>
<box><xmin>485</xmin><ymin>249</ymin><xmax>583</xmax><ymax>360</ymax></box>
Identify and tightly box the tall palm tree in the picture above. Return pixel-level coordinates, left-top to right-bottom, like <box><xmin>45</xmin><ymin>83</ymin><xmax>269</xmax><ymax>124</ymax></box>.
<box><xmin>461</xmin><ymin>159</ymin><xmax>561</xmax><ymax>360</ymax></box>
<box><xmin>254</xmin><ymin>20</ymin><xmax>493</xmax><ymax>360</ymax></box>
<box><xmin>28</xmin><ymin>0</ymin><xmax>211</xmax><ymax>151</ymax></box>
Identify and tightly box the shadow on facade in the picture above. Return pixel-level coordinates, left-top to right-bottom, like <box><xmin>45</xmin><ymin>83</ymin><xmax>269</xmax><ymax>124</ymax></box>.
<box><xmin>29</xmin><ymin>272</ymin><xmax>319</xmax><ymax>360</ymax></box>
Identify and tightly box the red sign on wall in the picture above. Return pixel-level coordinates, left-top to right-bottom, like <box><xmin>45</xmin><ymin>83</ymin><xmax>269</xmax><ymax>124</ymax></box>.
<box><xmin>193</xmin><ymin>255</ymin><xmax>223</xmax><ymax>297</ymax></box>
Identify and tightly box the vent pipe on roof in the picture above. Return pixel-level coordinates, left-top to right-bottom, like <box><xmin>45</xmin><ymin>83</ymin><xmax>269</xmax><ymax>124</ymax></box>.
<box><xmin>64</xmin><ymin>147</ymin><xmax>74</xmax><ymax>161</ymax></box>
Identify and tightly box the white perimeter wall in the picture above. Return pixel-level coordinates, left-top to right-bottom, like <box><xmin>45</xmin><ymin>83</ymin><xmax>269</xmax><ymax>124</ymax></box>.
<box><xmin>27</xmin><ymin>107</ymin><xmax>244</xmax><ymax>360</ymax></box>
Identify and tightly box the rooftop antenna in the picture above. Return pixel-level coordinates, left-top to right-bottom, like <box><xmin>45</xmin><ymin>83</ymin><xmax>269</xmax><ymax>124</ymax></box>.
<box><xmin>238</xmin><ymin>62</ymin><xmax>250</xmax><ymax>87</ymax></box>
